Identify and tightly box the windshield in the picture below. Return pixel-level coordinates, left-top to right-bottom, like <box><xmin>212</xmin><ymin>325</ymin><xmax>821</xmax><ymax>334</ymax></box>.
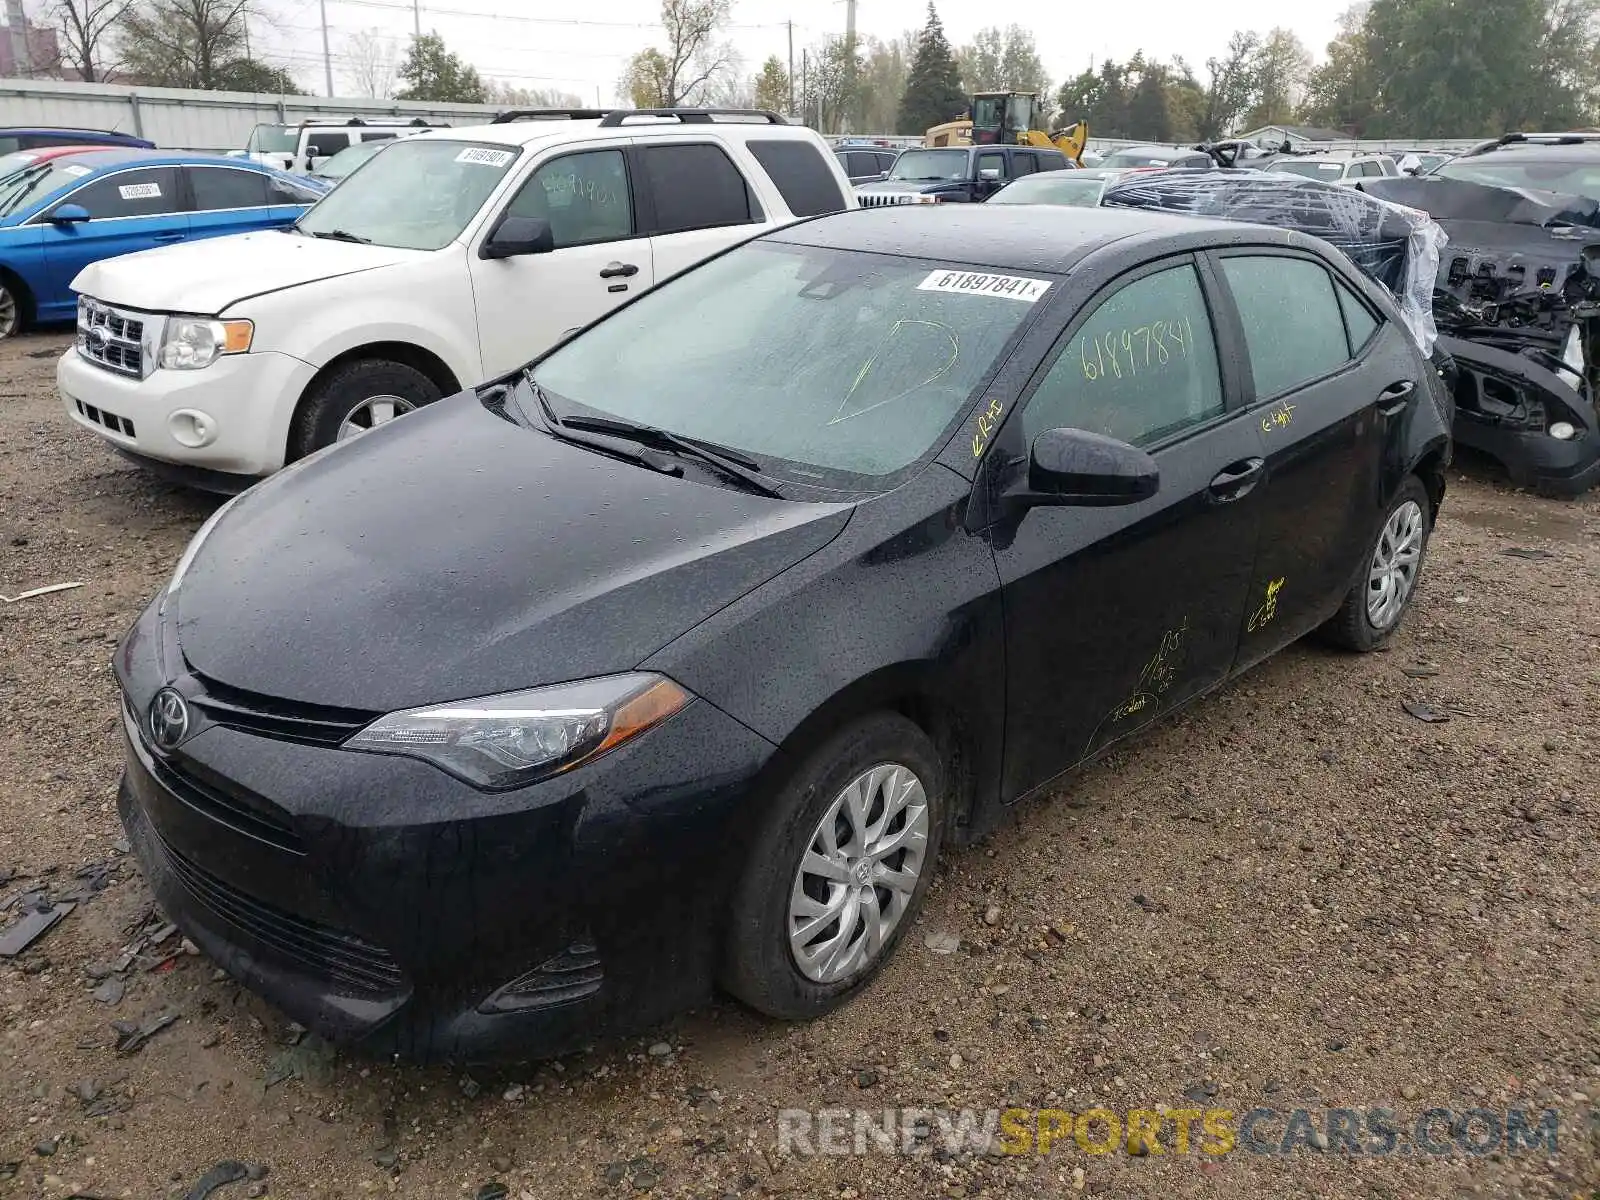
<box><xmin>315</xmin><ymin>141</ymin><xmax>386</xmax><ymax>180</ymax></box>
<box><xmin>530</xmin><ymin>241</ymin><xmax>1048</xmax><ymax>487</ymax></box>
<box><xmin>888</xmin><ymin>150</ymin><xmax>970</xmax><ymax>181</ymax></box>
<box><xmin>246</xmin><ymin>125</ymin><xmax>298</xmax><ymax>154</ymax></box>
<box><xmin>990</xmin><ymin>175</ymin><xmax>1104</xmax><ymax>207</ymax></box>
<box><xmin>297</xmin><ymin>138</ymin><xmax>520</xmax><ymax>250</ymax></box>
<box><xmin>1269</xmin><ymin>160</ymin><xmax>1346</xmax><ymax>180</ymax></box>
<box><xmin>1434</xmin><ymin>155</ymin><xmax>1600</xmax><ymax>200</ymax></box>
<box><xmin>0</xmin><ymin>160</ymin><xmax>89</xmax><ymax>217</ymax></box>
<box><xmin>1100</xmin><ymin>149</ymin><xmax>1175</xmax><ymax>168</ymax></box>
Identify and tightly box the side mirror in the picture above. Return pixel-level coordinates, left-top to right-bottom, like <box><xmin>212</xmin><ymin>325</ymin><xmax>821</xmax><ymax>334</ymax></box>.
<box><xmin>1023</xmin><ymin>427</ymin><xmax>1158</xmax><ymax>507</ymax></box>
<box><xmin>479</xmin><ymin>215</ymin><xmax>555</xmax><ymax>260</ymax></box>
<box><xmin>50</xmin><ymin>203</ymin><xmax>90</xmax><ymax>225</ymax></box>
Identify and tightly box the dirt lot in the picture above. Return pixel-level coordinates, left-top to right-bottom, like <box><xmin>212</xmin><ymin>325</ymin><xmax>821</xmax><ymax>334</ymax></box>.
<box><xmin>1</xmin><ymin>329</ymin><xmax>1597</xmax><ymax>1200</ymax></box>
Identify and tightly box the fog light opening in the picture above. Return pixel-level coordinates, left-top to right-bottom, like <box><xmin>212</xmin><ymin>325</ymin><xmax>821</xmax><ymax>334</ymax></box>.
<box><xmin>168</xmin><ymin>409</ymin><xmax>218</xmax><ymax>449</ymax></box>
<box><xmin>1548</xmin><ymin>421</ymin><xmax>1578</xmax><ymax>441</ymax></box>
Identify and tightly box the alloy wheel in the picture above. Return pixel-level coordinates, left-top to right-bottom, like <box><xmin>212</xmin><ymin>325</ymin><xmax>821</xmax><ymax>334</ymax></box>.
<box><xmin>0</xmin><ymin>286</ymin><xmax>18</xmax><ymax>339</ymax></box>
<box><xmin>1366</xmin><ymin>499</ymin><xmax>1424</xmax><ymax>630</ymax></box>
<box><xmin>336</xmin><ymin>394</ymin><xmax>415</xmax><ymax>441</ymax></box>
<box><xmin>788</xmin><ymin>762</ymin><xmax>929</xmax><ymax>984</ymax></box>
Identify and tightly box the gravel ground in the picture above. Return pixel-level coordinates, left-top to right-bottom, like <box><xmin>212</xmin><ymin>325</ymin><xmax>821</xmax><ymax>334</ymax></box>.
<box><xmin>2</xmin><ymin>329</ymin><xmax>1597</xmax><ymax>1200</ymax></box>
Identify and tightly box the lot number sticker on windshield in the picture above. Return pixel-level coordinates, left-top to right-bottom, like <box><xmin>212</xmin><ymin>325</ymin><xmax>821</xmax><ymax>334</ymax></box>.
<box><xmin>919</xmin><ymin>270</ymin><xmax>1050</xmax><ymax>303</ymax></box>
<box><xmin>62</xmin><ymin>165</ymin><xmax>91</xmax><ymax>177</ymax></box>
<box><xmin>118</xmin><ymin>182</ymin><xmax>161</xmax><ymax>200</ymax></box>
<box><xmin>456</xmin><ymin>147</ymin><xmax>515</xmax><ymax>168</ymax></box>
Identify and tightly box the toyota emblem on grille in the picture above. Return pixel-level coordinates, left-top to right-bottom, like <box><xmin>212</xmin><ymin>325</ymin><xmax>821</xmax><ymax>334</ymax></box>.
<box><xmin>149</xmin><ymin>688</ymin><xmax>190</xmax><ymax>750</ymax></box>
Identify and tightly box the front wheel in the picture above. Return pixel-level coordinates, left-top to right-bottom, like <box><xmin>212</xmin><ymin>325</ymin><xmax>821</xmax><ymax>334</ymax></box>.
<box><xmin>722</xmin><ymin>713</ymin><xmax>945</xmax><ymax>1020</ymax></box>
<box><xmin>0</xmin><ymin>277</ymin><xmax>26</xmax><ymax>340</ymax></box>
<box><xmin>1322</xmin><ymin>475</ymin><xmax>1432</xmax><ymax>652</ymax></box>
<box><xmin>288</xmin><ymin>358</ymin><xmax>441</xmax><ymax>460</ymax></box>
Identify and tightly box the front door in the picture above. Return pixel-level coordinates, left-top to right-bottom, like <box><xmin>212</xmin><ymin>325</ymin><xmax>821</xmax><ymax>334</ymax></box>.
<box><xmin>39</xmin><ymin>166</ymin><xmax>186</xmax><ymax>320</ymax></box>
<box><xmin>987</xmin><ymin>257</ymin><xmax>1267</xmax><ymax>798</ymax></box>
<box><xmin>1210</xmin><ymin>251</ymin><xmax>1401</xmax><ymax>661</ymax></box>
<box><xmin>468</xmin><ymin>144</ymin><xmax>655</xmax><ymax>376</ymax></box>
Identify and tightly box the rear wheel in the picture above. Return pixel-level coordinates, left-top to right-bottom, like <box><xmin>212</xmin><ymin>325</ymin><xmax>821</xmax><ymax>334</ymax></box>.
<box><xmin>288</xmin><ymin>358</ymin><xmax>440</xmax><ymax>460</ymax></box>
<box><xmin>722</xmin><ymin>713</ymin><xmax>945</xmax><ymax>1020</ymax></box>
<box><xmin>0</xmin><ymin>276</ymin><xmax>27</xmax><ymax>340</ymax></box>
<box><xmin>1323</xmin><ymin>475</ymin><xmax>1431</xmax><ymax>652</ymax></box>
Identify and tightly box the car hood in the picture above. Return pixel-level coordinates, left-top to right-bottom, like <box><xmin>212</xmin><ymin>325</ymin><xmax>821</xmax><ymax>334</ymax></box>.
<box><xmin>70</xmin><ymin>229</ymin><xmax>425</xmax><ymax>314</ymax></box>
<box><xmin>173</xmin><ymin>390</ymin><xmax>854</xmax><ymax>713</ymax></box>
<box><xmin>856</xmin><ymin>179</ymin><xmax>954</xmax><ymax>193</ymax></box>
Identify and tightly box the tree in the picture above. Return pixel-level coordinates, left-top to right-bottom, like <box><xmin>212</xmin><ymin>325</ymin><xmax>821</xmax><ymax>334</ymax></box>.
<box><xmin>51</xmin><ymin>0</ymin><xmax>130</xmax><ymax>82</ymax></box>
<box><xmin>117</xmin><ymin>0</ymin><xmax>250</xmax><ymax>89</ymax></box>
<box><xmin>485</xmin><ymin>80</ymin><xmax>584</xmax><ymax>107</ymax></box>
<box><xmin>1300</xmin><ymin>4</ymin><xmax>1379</xmax><ymax>135</ymax></box>
<box><xmin>801</xmin><ymin>35</ymin><xmax>862</xmax><ymax>133</ymax></box>
<box><xmin>1199</xmin><ymin>30</ymin><xmax>1261</xmax><ymax>139</ymax></box>
<box><xmin>1126</xmin><ymin>66</ymin><xmax>1174</xmax><ymax>142</ymax></box>
<box><xmin>620</xmin><ymin>47</ymin><xmax>672</xmax><ymax>107</ymax></box>
<box><xmin>344</xmin><ymin>28</ymin><xmax>397</xmax><ymax>99</ymax></box>
<box><xmin>856</xmin><ymin>34</ymin><xmax>914</xmax><ymax>133</ymax></box>
<box><xmin>619</xmin><ymin>0</ymin><xmax>734</xmax><ymax>109</ymax></box>
<box><xmin>956</xmin><ymin>25</ymin><xmax>1051</xmax><ymax>123</ymax></box>
<box><xmin>215</xmin><ymin>59</ymin><xmax>303</xmax><ymax>93</ymax></box>
<box><xmin>395</xmin><ymin>31</ymin><xmax>485</xmax><ymax>103</ymax></box>
<box><xmin>752</xmin><ymin>54</ymin><xmax>789</xmax><ymax>114</ymax></box>
<box><xmin>896</xmin><ymin>3</ymin><xmax>965</xmax><ymax>135</ymax></box>
<box><xmin>1244</xmin><ymin>27</ymin><xmax>1311</xmax><ymax>128</ymax></box>
<box><xmin>1057</xmin><ymin>58</ymin><xmax>1135</xmax><ymax>138</ymax></box>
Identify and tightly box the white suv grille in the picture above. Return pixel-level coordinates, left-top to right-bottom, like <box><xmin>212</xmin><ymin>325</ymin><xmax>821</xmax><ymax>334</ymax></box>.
<box><xmin>858</xmin><ymin>192</ymin><xmax>926</xmax><ymax>208</ymax></box>
<box><xmin>77</xmin><ymin>298</ymin><xmax>150</xmax><ymax>378</ymax></box>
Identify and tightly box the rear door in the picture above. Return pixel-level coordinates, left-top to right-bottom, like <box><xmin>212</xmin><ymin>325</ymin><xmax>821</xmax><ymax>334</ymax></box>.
<box><xmin>38</xmin><ymin>166</ymin><xmax>186</xmax><ymax>312</ymax></box>
<box><xmin>184</xmin><ymin>164</ymin><xmax>276</xmax><ymax>239</ymax></box>
<box><xmin>468</xmin><ymin>141</ymin><xmax>654</xmax><ymax>373</ymax></box>
<box><xmin>1210</xmin><ymin>249</ymin><xmax>1419</xmax><ymax>664</ymax></box>
<box><xmin>633</xmin><ymin>140</ymin><xmax>765</xmax><ymax>281</ymax></box>
<box><xmin>987</xmin><ymin>255</ymin><xmax>1267</xmax><ymax>797</ymax></box>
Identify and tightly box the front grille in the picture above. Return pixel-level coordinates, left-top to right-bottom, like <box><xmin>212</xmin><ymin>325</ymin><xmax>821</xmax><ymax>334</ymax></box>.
<box><xmin>151</xmin><ymin>824</ymin><xmax>406</xmax><ymax>996</ymax></box>
<box><xmin>74</xmin><ymin>398</ymin><xmax>136</xmax><ymax>438</ymax></box>
<box><xmin>77</xmin><ymin>298</ymin><xmax>148</xmax><ymax>378</ymax></box>
<box><xmin>857</xmin><ymin>192</ymin><xmax>925</xmax><ymax>208</ymax></box>
<box><xmin>125</xmin><ymin>701</ymin><xmax>305</xmax><ymax>854</ymax></box>
<box><xmin>189</xmin><ymin>672</ymin><xmax>376</xmax><ymax>748</ymax></box>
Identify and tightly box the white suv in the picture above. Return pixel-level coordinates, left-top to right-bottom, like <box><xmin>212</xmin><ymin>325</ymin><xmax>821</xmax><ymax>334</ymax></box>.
<box><xmin>1266</xmin><ymin>154</ymin><xmax>1400</xmax><ymax>185</ymax></box>
<box><xmin>241</xmin><ymin>118</ymin><xmax>442</xmax><ymax>174</ymax></box>
<box><xmin>60</xmin><ymin>108</ymin><xmax>855</xmax><ymax>490</ymax></box>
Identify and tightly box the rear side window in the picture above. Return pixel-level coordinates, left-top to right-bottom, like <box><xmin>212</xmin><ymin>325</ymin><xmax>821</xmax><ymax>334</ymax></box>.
<box><xmin>1036</xmin><ymin>151</ymin><xmax>1067</xmax><ymax>172</ymax></box>
<box><xmin>361</xmin><ymin>132</ymin><xmax>397</xmax><ymax>143</ymax></box>
<box><xmin>189</xmin><ymin>166</ymin><xmax>269</xmax><ymax>210</ymax></box>
<box><xmin>55</xmin><ymin>167</ymin><xmax>183</xmax><ymax>218</ymax></box>
<box><xmin>639</xmin><ymin>143</ymin><xmax>756</xmax><ymax>233</ymax></box>
<box><xmin>1220</xmin><ymin>255</ymin><xmax>1351</xmax><ymax>398</ymax></box>
<box><xmin>748</xmin><ymin>139</ymin><xmax>848</xmax><ymax>217</ymax></box>
<box><xmin>0</xmin><ymin>136</ymin><xmax>18</xmax><ymax>154</ymax></box>
<box><xmin>1335</xmin><ymin>279</ymin><xmax>1380</xmax><ymax>352</ymax></box>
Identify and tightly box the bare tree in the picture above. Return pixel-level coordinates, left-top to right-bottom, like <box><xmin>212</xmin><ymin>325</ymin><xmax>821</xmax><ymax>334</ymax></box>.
<box><xmin>51</xmin><ymin>0</ymin><xmax>130</xmax><ymax>82</ymax></box>
<box><xmin>117</xmin><ymin>0</ymin><xmax>250</xmax><ymax>89</ymax></box>
<box><xmin>657</xmin><ymin>0</ymin><xmax>733</xmax><ymax>105</ymax></box>
<box><xmin>343</xmin><ymin>27</ymin><xmax>396</xmax><ymax>98</ymax></box>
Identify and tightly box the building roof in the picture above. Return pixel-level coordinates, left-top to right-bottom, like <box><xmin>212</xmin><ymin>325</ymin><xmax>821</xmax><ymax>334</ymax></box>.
<box><xmin>1238</xmin><ymin>124</ymin><xmax>1350</xmax><ymax>143</ymax></box>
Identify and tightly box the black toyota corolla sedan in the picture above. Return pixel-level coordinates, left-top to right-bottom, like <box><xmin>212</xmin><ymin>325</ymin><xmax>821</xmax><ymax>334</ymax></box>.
<box><xmin>114</xmin><ymin>205</ymin><xmax>1452</xmax><ymax>1061</ymax></box>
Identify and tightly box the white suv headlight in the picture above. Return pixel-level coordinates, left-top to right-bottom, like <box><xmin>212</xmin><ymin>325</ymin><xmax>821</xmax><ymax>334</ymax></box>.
<box><xmin>159</xmin><ymin>317</ymin><xmax>253</xmax><ymax>370</ymax></box>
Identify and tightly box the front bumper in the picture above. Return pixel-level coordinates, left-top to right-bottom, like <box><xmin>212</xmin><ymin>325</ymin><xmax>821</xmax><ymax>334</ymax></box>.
<box><xmin>114</xmin><ymin>593</ymin><xmax>776</xmax><ymax>1061</ymax></box>
<box><xmin>59</xmin><ymin>345</ymin><xmax>317</xmax><ymax>480</ymax></box>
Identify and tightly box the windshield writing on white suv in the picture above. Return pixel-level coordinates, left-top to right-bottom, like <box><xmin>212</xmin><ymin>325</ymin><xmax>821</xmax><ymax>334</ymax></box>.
<box><xmin>888</xmin><ymin>150</ymin><xmax>970</xmax><ymax>181</ymax></box>
<box><xmin>531</xmin><ymin>242</ymin><xmax>1046</xmax><ymax>487</ymax></box>
<box><xmin>297</xmin><ymin>139</ymin><xmax>520</xmax><ymax>250</ymax></box>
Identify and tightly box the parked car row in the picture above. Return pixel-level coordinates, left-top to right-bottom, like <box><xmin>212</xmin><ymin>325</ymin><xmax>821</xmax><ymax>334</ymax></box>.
<box><xmin>99</xmin><ymin>109</ymin><xmax>1454</xmax><ymax>1057</ymax></box>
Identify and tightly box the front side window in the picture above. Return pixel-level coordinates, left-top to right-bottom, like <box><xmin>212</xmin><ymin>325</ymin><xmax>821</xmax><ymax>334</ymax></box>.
<box><xmin>531</xmin><ymin>242</ymin><xmax>1048</xmax><ymax>486</ymax></box>
<box><xmin>297</xmin><ymin>138</ymin><xmax>519</xmax><ymax>250</ymax></box>
<box><xmin>638</xmin><ymin>143</ymin><xmax>755</xmax><ymax>234</ymax></box>
<box><xmin>1023</xmin><ymin>263</ymin><xmax>1225</xmax><ymax>449</ymax></box>
<box><xmin>189</xmin><ymin>166</ymin><xmax>269</xmax><ymax>210</ymax></box>
<box><xmin>304</xmin><ymin>131</ymin><xmax>352</xmax><ymax>160</ymax></box>
<box><xmin>888</xmin><ymin>149</ymin><xmax>970</xmax><ymax>181</ymax></box>
<box><xmin>245</xmin><ymin>125</ymin><xmax>297</xmax><ymax>154</ymax></box>
<box><xmin>1220</xmin><ymin>255</ymin><xmax>1351</xmax><ymax>398</ymax></box>
<box><xmin>53</xmin><ymin>167</ymin><xmax>183</xmax><ymax>219</ymax></box>
<box><xmin>976</xmin><ymin>152</ymin><xmax>1007</xmax><ymax>180</ymax></box>
<box><xmin>504</xmin><ymin>149</ymin><xmax>633</xmax><ymax>248</ymax></box>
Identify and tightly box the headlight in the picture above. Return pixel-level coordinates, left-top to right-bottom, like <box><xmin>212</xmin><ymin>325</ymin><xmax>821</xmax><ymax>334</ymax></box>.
<box><xmin>159</xmin><ymin>317</ymin><xmax>253</xmax><ymax>370</ymax></box>
<box><xmin>167</xmin><ymin>491</ymin><xmax>245</xmax><ymax>596</ymax></box>
<box><xmin>344</xmin><ymin>673</ymin><xmax>693</xmax><ymax>789</ymax></box>
<box><xmin>912</xmin><ymin>193</ymin><xmax>941</xmax><ymax>204</ymax></box>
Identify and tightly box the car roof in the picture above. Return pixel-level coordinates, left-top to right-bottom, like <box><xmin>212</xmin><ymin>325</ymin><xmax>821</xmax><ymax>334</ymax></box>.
<box><xmin>27</xmin><ymin>148</ymin><xmax>288</xmax><ymax>172</ymax></box>
<box><xmin>769</xmin><ymin>205</ymin><xmax>1265</xmax><ymax>274</ymax></box>
<box><xmin>1107</xmin><ymin>145</ymin><xmax>1204</xmax><ymax>157</ymax></box>
<box><xmin>1459</xmin><ymin>142</ymin><xmax>1600</xmax><ymax>162</ymax></box>
<box><xmin>409</xmin><ymin>115</ymin><xmax>825</xmax><ymax>150</ymax></box>
<box><xmin>0</xmin><ymin>126</ymin><xmax>140</xmax><ymax>138</ymax></box>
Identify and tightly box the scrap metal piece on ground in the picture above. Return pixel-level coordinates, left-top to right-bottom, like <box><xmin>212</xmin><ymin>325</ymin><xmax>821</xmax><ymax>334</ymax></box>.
<box><xmin>0</xmin><ymin>581</ymin><xmax>86</xmax><ymax>603</ymax></box>
<box><xmin>1403</xmin><ymin>699</ymin><xmax>1452</xmax><ymax>724</ymax></box>
<box><xmin>1503</xmin><ymin>546</ymin><xmax>1555</xmax><ymax>559</ymax></box>
<box><xmin>180</xmin><ymin>1161</ymin><xmax>249</xmax><ymax>1200</ymax></box>
<box><xmin>112</xmin><ymin>1006</ymin><xmax>179</xmax><ymax>1054</ymax></box>
<box><xmin>0</xmin><ymin>900</ymin><xmax>76</xmax><ymax>957</ymax></box>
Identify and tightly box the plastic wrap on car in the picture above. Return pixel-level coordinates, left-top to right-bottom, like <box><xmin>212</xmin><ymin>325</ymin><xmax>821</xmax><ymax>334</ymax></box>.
<box><xmin>1100</xmin><ymin>169</ymin><xmax>1447</xmax><ymax>355</ymax></box>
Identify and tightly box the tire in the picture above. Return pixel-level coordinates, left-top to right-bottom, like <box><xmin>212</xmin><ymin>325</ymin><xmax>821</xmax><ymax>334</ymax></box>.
<box><xmin>722</xmin><ymin>713</ymin><xmax>946</xmax><ymax>1020</ymax></box>
<box><xmin>288</xmin><ymin>358</ymin><xmax>441</xmax><ymax>460</ymax></box>
<box><xmin>0</xmin><ymin>275</ymin><xmax>29</xmax><ymax>340</ymax></box>
<box><xmin>1322</xmin><ymin>475</ymin><xmax>1432</xmax><ymax>652</ymax></box>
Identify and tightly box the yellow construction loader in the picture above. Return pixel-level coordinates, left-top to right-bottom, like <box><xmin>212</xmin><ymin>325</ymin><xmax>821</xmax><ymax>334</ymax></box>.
<box><xmin>925</xmin><ymin>91</ymin><xmax>1088</xmax><ymax>163</ymax></box>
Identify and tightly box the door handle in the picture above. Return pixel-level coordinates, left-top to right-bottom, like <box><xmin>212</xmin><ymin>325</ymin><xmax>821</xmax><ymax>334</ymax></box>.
<box><xmin>1208</xmin><ymin>457</ymin><xmax>1265</xmax><ymax>503</ymax></box>
<box><xmin>153</xmin><ymin>232</ymin><xmax>185</xmax><ymax>243</ymax></box>
<box><xmin>599</xmin><ymin>261</ymin><xmax>639</xmax><ymax>279</ymax></box>
<box><xmin>1374</xmin><ymin>380</ymin><xmax>1416</xmax><ymax>417</ymax></box>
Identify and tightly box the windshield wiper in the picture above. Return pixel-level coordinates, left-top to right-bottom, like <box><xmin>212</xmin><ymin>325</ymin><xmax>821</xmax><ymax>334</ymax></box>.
<box><xmin>517</xmin><ymin>374</ymin><xmax>691</xmax><ymax>478</ymax></box>
<box><xmin>308</xmin><ymin>228</ymin><xmax>371</xmax><ymax>243</ymax></box>
<box><xmin>557</xmin><ymin>413</ymin><xmax>781</xmax><ymax>498</ymax></box>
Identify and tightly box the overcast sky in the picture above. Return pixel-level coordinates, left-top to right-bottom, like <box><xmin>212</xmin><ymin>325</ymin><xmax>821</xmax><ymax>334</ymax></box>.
<box><xmin>249</xmin><ymin>0</ymin><xmax>1351</xmax><ymax>106</ymax></box>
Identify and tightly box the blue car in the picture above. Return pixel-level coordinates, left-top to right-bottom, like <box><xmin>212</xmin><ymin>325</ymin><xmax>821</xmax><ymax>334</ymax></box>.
<box><xmin>0</xmin><ymin>149</ymin><xmax>329</xmax><ymax>339</ymax></box>
<box><xmin>0</xmin><ymin>126</ymin><xmax>156</xmax><ymax>154</ymax></box>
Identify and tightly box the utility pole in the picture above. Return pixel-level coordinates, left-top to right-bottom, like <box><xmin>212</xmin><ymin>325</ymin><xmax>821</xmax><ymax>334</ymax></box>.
<box><xmin>318</xmin><ymin>0</ymin><xmax>334</xmax><ymax>96</ymax></box>
<box><xmin>412</xmin><ymin>0</ymin><xmax>421</xmax><ymax>39</ymax></box>
<box><xmin>799</xmin><ymin>49</ymin><xmax>808</xmax><ymax>129</ymax></box>
<box><xmin>842</xmin><ymin>0</ymin><xmax>857</xmax><ymax>134</ymax></box>
<box><xmin>786</xmin><ymin>20</ymin><xmax>794</xmax><ymax>118</ymax></box>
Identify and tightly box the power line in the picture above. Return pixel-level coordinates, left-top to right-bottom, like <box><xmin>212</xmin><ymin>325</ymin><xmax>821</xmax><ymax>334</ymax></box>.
<box><xmin>324</xmin><ymin>0</ymin><xmax>796</xmax><ymax>32</ymax></box>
